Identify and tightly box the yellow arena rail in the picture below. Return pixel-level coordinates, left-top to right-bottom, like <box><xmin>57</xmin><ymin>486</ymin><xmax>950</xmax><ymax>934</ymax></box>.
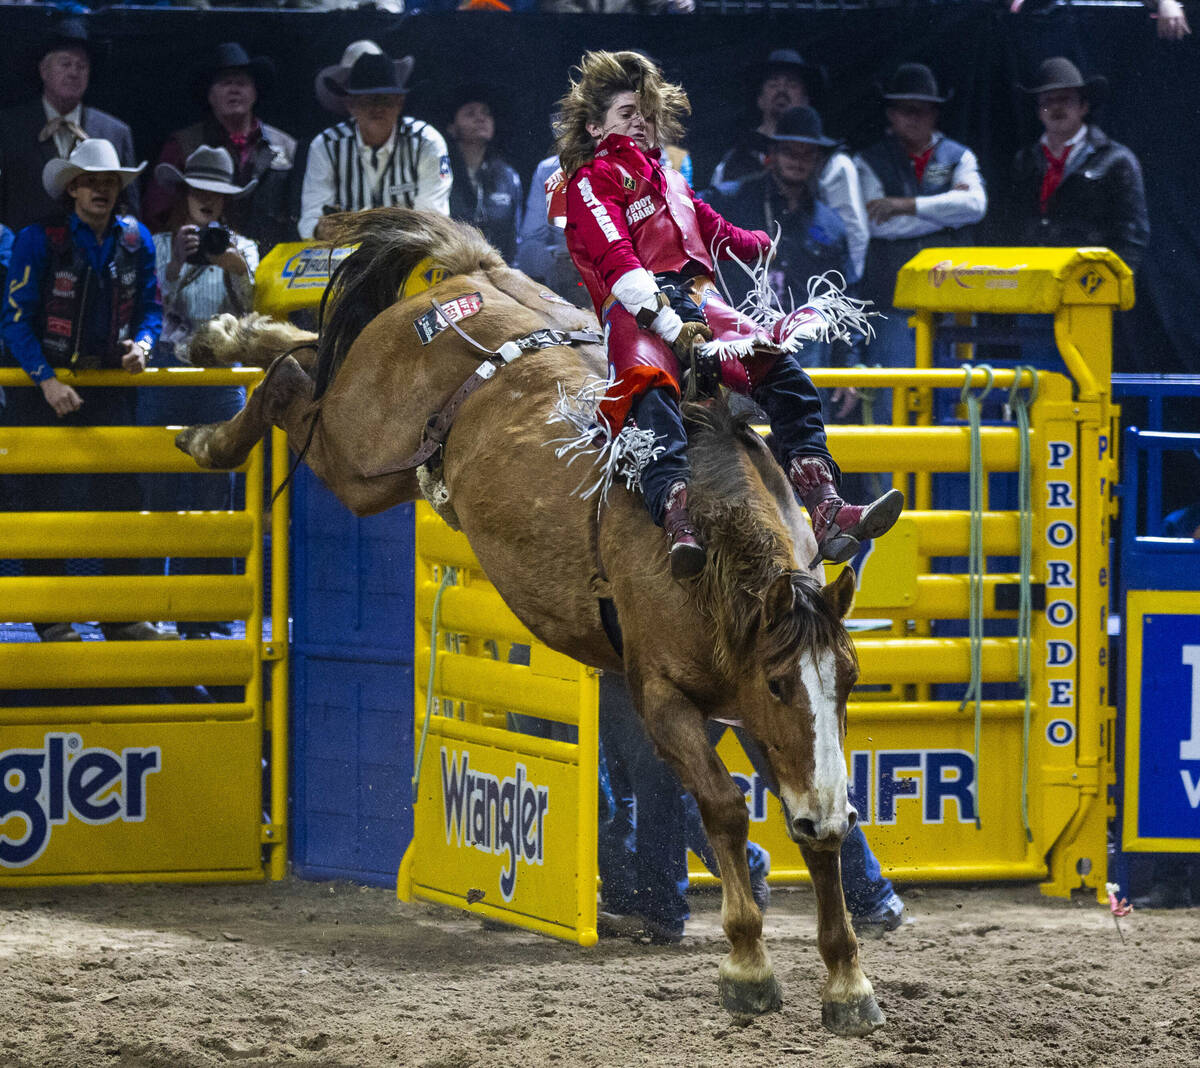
<box><xmin>0</xmin><ymin>367</ymin><xmax>290</xmax><ymax>886</ymax></box>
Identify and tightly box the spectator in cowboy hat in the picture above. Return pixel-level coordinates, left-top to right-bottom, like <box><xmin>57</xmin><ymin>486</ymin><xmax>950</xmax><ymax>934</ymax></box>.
<box><xmin>1</xmin><ymin>139</ymin><xmax>173</xmax><ymax>644</ymax></box>
<box><xmin>710</xmin><ymin>48</ymin><xmax>867</xmax><ymax>284</ymax></box>
<box><xmin>142</xmin><ymin>145</ymin><xmax>261</xmax><ymax>641</ymax></box>
<box><xmin>710</xmin><ymin>48</ymin><xmax>828</xmax><ymax>188</ymax></box>
<box><xmin>143</xmin><ymin>42</ymin><xmax>297</xmax><ymax>251</ymax></box>
<box><xmin>299</xmin><ymin>49</ymin><xmax>452</xmax><ymax>239</ymax></box>
<box><xmin>0</xmin><ymin>16</ymin><xmax>138</xmax><ymax>232</ymax></box>
<box><xmin>704</xmin><ymin>107</ymin><xmax>854</xmax><ymax>366</ymax></box>
<box><xmin>853</xmin><ymin>63</ymin><xmax>986</xmax><ymax>386</ymax></box>
<box><xmin>1004</xmin><ymin>57</ymin><xmax>1149</xmax><ymax>272</ymax></box>
<box><xmin>445</xmin><ymin>84</ymin><xmax>523</xmax><ymax>263</ymax></box>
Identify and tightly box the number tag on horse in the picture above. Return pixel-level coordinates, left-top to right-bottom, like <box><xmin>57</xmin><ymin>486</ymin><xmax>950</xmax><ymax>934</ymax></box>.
<box><xmin>413</xmin><ymin>292</ymin><xmax>484</xmax><ymax>345</ymax></box>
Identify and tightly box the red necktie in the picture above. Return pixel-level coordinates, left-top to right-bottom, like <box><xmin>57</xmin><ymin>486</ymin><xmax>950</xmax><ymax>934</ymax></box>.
<box><xmin>1039</xmin><ymin>143</ymin><xmax>1071</xmax><ymax>215</ymax></box>
<box><xmin>227</xmin><ymin>125</ymin><xmax>260</xmax><ymax>170</ymax></box>
<box><xmin>909</xmin><ymin>146</ymin><xmax>934</xmax><ymax>184</ymax></box>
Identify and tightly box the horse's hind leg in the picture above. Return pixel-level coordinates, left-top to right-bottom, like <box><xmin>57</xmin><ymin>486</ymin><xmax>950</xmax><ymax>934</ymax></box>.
<box><xmin>637</xmin><ymin>676</ymin><xmax>782</xmax><ymax>1017</ymax></box>
<box><xmin>799</xmin><ymin>842</ymin><xmax>885</xmax><ymax>1036</ymax></box>
<box><xmin>176</xmin><ymin>354</ymin><xmax>313</xmax><ymax>470</ymax></box>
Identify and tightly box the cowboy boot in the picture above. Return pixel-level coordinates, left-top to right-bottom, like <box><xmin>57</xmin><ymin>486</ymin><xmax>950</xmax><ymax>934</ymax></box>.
<box><xmin>662</xmin><ymin>480</ymin><xmax>706</xmax><ymax>579</ymax></box>
<box><xmin>788</xmin><ymin>457</ymin><xmax>904</xmax><ymax>565</ymax></box>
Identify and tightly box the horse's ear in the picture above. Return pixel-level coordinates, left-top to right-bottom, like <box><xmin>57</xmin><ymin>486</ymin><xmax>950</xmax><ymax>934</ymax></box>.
<box><xmin>761</xmin><ymin>571</ymin><xmax>796</xmax><ymax>631</ymax></box>
<box><xmin>821</xmin><ymin>566</ymin><xmax>856</xmax><ymax>620</ymax></box>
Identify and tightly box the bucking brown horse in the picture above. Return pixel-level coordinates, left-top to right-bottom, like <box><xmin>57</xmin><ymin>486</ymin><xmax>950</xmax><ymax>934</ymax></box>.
<box><xmin>177</xmin><ymin>208</ymin><xmax>885</xmax><ymax>1036</ymax></box>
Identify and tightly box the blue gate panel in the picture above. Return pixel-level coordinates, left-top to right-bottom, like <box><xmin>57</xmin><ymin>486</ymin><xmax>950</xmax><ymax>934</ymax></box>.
<box><xmin>1136</xmin><ymin>613</ymin><xmax>1200</xmax><ymax>841</ymax></box>
<box><xmin>290</xmin><ymin>467</ymin><xmax>416</xmax><ymax>659</ymax></box>
<box><xmin>289</xmin><ymin>467</ymin><xmax>417</xmax><ymax>886</ymax></box>
<box><xmin>290</xmin><ymin>655</ymin><xmax>414</xmax><ymax>887</ymax></box>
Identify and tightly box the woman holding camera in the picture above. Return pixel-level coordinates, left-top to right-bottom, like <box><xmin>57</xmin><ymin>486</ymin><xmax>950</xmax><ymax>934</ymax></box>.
<box><xmin>143</xmin><ymin>145</ymin><xmax>258</xmax><ymax>640</ymax></box>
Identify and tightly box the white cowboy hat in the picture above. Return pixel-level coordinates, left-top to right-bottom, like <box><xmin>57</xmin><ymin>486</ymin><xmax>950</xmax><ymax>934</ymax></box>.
<box><xmin>316</xmin><ymin>40</ymin><xmax>406</xmax><ymax>116</ymax></box>
<box><xmin>43</xmin><ymin>138</ymin><xmax>146</xmax><ymax>198</ymax></box>
<box><xmin>154</xmin><ymin>145</ymin><xmax>258</xmax><ymax>198</ymax></box>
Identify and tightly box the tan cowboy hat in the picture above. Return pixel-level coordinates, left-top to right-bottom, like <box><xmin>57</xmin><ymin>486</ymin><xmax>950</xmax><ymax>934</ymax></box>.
<box><xmin>154</xmin><ymin>145</ymin><xmax>258</xmax><ymax>198</ymax></box>
<box><xmin>316</xmin><ymin>41</ymin><xmax>413</xmax><ymax>116</ymax></box>
<box><xmin>43</xmin><ymin>138</ymin><xmax>145</xmax><ymax>198</ymax></box>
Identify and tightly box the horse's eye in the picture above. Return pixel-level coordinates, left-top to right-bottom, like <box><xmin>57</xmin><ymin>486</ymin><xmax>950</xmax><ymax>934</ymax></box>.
<box><xmin>768</xmin><ymin>679</ymin><xmax>785</xmax><ymax>701</ymax></box>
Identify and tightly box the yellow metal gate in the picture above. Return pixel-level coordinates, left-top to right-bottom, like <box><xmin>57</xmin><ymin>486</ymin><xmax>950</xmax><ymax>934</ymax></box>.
<box><xmin>398</xmin><ymin>247</ymin><xmax>1129</xmax><ymax>918</ymax></box>
<box><xmin>398</xmin><ymin>505</ymin><xmax>600</xmax><ymax>944</ymax></box>
<box><xmin>0</xmin><ymin>368</ymin><xmax>290</xmax><ymax>885</ymax></box>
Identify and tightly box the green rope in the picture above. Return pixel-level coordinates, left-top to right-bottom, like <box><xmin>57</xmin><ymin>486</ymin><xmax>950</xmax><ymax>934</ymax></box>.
<box><xmin>1009</xmin><ymin>366</ymin><xmax>1039</xmax><ymax>844</ymax></box>
<box><xmin>958</xmin><ymin>364</ymin><xmax>994</xmax><ymax>830</ymax></box>
<box><xmin>412</xmin><ymin>565</ymin><xmax>457</xmax><ymax>803</ymax></box>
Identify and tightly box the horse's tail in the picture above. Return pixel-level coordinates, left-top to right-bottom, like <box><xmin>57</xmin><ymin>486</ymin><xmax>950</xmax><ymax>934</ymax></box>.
<box><xmin>311</xmin><ymin>208</ymin><xmax>505</xmax><ymax>402</ymax></box>
<box><xmin>188</xmin><ymin>312</ymin><xmax>317</xmax><ymax>369</ymax></box>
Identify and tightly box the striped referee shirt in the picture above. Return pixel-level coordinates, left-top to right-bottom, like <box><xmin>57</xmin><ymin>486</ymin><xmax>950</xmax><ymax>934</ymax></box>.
<box><xmin>299</xmin><ymin>117</ymin><xmax>453</xmax><ymax>239</ymax></box>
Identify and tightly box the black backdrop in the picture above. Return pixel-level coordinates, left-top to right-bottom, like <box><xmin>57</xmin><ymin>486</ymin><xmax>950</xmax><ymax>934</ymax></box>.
<box><xmin>4</xmin><ymin>4</ymin><xmax>1198</xmax><ymax>373</ymax></box>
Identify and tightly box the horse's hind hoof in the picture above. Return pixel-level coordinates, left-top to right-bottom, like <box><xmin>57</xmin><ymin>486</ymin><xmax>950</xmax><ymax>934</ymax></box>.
<box><xmin>175</xmin><ymin>425</ymin><xmax>214</xmax><ymax>467</ymax></box>
<box><xmin>718</xmin><ymin>973</ymin><xmax>783</xmax><ymax>1017</ymax></box>
<box><xmin>822</xmin><ymin>995</ymin><xmax>886</xmax><ymax>1036</ymax></box>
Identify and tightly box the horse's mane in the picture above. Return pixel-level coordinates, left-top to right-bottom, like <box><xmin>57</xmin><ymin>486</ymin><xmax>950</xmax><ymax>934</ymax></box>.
<box><xmin>683</xmin><ymin>399</ymin><xmax>855</xmax><ymax>680</ymax></box>
<box><xmin>310</xmin><ymin>208</ymin><xmax>505</xmax><ymax>401</ymax></box>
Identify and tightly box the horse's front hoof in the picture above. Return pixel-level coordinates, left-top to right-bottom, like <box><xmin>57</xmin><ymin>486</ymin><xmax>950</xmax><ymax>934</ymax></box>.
<box><xmin>718</xmin><ymin>973</ymin><xmax>783</xmax><ymax>1017</ymax></box>
<box><xmin>822</xmin><ymin>995</ymin><xmax>886</xmax><ymax>1036</ymax></box>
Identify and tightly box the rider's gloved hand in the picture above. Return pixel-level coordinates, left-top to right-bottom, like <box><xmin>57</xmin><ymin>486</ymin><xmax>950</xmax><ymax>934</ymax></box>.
<box><xmin>611</xmin><ymin>268</ymin><xmax>683</xmax><ymax>345</ymax></box>
<box><xmin>672</xmin><ymin>320</ymin><xmax>712</xmax><ymax>363</ymax></box>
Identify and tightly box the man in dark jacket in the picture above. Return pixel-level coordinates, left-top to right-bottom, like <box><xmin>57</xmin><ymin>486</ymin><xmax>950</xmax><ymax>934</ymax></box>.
<box><xmin>445</xmin><ymin>86</ymin><xmax>523</xmax><ymax>264</ymax></box>
<box><xmin>0</xmin><ymin>18</ymin><xmax>139</xmax><ymax>231</ymax></box>
<box><xmin>1008</xmin><ymin>57</ymin><xmax>1149</xmax><ymax>272</ymax></box>
<box><xmin>142</xmin><ymin>43</ymin><xmax>297</xmax><ymax>251</ymax></box>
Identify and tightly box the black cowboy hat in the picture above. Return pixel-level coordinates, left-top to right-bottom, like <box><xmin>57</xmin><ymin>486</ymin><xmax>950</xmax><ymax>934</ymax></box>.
<box><xmin>315</xmin><ymin>40</ymin><xmax>388</xmax><ymax>116</ymax></box>
<box><xmin>37</xmin><ymin>15</ymin><xmax>98</xmax><ymax>63</ymax></box>
<box><xmin>881</xmin><ymin>63</ymin><xmax>952</xmax><ymax>104</ymax></box>
<box><xmin>1020</xmin><ymin>57</ymin><xmax>1108</xmax><ymax>104</ymax></box>
<box><xmin>324</xmin><ymin>51</ymin><xmax>413</xmax><ymax>98</ymax></box>
<box><xmin>29</xmin><ymin>14</ymin><xmax>106</xmax><ymax>80</ymax></box>
<box><xmin>769</xmin><ymin>106</ymin><xmax>838</xmax><ymax>148</ymax></box>
<box><xmin>756</xmin><ymin>48</ymin><xmax>829</xmax><ymax>96</ymax></box>
<box><xmin>191</xmin><ymin>42</ymin><xmax>276</xmax><ymax>100</ymax></box>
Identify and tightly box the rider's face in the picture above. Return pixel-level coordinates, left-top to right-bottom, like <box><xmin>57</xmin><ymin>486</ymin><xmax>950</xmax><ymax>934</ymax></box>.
<box><xmin>587</xmin><ymin>91</ymin><xmax>650</xmax><ymax>151</ymax></box>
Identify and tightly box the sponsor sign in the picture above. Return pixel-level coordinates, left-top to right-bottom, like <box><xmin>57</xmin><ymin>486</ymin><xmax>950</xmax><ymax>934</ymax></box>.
<box><xmin>279</xmin><ymin>246</ymin><xmax>355</xmax><ymax>290</ymax></box>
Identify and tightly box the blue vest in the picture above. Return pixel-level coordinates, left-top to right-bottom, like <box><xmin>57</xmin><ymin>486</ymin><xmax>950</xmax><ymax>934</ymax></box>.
<box><xmin>859</xmin><ymin>133</ymin><xmax>976</xmax><ymax>308</ymax></box>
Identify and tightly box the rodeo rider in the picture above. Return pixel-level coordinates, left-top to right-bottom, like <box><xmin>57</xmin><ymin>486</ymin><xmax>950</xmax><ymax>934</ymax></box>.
<box><xmin>551</xmin><ymin>51</ymin><xmax>902</xmax><ymax>580</ymax></box>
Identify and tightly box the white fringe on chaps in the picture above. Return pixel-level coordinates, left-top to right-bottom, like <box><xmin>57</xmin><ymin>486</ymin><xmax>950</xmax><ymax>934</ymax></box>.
<box><xmin>546</xmin><ymin>376</ymin><xmax>666</xmax><ymax>506</ymax></box>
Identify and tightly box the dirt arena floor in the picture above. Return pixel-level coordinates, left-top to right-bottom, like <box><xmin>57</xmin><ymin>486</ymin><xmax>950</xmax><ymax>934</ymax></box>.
<box><xmin>2</xmin><ymin>877</ymin><xmax>1198</xmax><ymax>1068</ymax></box>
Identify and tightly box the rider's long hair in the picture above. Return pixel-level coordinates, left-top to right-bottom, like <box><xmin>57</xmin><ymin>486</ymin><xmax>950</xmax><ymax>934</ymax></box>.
<box><xmin>554</xmin><ymin>50</ymin><xmax>690</xmax><ymax>178</ymax></box>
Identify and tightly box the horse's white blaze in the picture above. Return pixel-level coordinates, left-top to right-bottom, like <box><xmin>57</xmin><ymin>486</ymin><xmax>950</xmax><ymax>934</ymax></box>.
<box><xmin>794</xmin><ymin>648</ymin><xmax>850</xmax><ymax>838</ymax></box>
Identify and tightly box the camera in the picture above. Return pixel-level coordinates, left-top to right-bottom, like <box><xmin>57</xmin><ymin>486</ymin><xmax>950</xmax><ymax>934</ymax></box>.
<box><xmin>187</xmin><ymin>221</ymin><xmax>231</xmax><ymax>265</ymax></box>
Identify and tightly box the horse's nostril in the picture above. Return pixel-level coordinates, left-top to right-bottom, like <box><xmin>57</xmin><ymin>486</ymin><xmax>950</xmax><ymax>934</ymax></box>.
<box><xmin>846</xmin><ymin>809</ymin><xmax>858</xmax><ymax>830</ymax></box>
<box><xmin>793</xmin><ymin>817</ymin><xmax>817</xmax><ymax>839</ymax></box>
